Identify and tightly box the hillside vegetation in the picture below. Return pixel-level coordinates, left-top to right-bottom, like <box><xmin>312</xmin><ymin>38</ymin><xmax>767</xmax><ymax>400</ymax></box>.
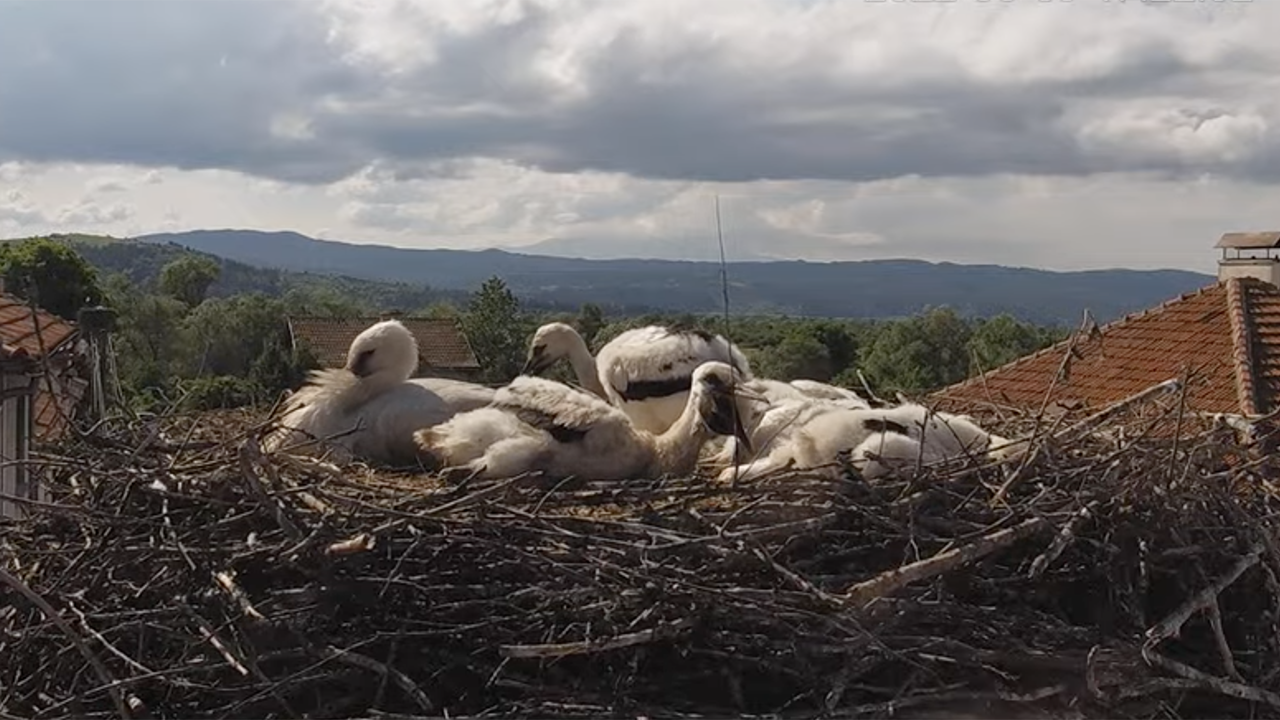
<box><xmin>140</xmin><ymin>228</ymin><xmax>1215</xmax><ymax>325</ymax></box>
<box><xmin>0</xmin><ymin>236</ymin><xmax>1069</xmax><ymax>412</ymax></box>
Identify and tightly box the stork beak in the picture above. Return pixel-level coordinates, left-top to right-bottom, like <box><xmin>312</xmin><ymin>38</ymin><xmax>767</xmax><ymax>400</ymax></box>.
<box><xmin>731</xmin><ymin>409</ymin><xmax>752</xmax><ymax>455</ymax></box>
<box><xmin>731</xmin><ymin>386</ymin><xmax>770</xmax><ymax>405</ymax></box>
<box><xmin>348</xmin><ymin>350</ymin><xmax>374</xmax><ymax>378</ymax></box>
<box><xmin>521</xmin><ymin>346</ymin><xmax>551</xmax><ymax>376</ymax></box>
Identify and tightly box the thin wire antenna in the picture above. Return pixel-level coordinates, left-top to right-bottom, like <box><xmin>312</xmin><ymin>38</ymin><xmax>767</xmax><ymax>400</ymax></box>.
<box><xmin>715</xmin><ymin>195</ymin><xmax>732</xmax><ymax>343</ymax></box>
<box><xmin>714</xmin><ymin>194</ymin><xmax>745</xmax><ymax>485</ymax></box>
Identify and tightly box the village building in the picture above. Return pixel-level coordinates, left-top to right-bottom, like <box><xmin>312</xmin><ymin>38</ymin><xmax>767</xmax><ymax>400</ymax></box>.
<box><xmin>0</xmin><ymin>292</ymin><xmax>89</xmax><ymax>520</ymax></box>
<box><xmin>931</xmin><ymin>232</ymin><xmax>1280</xmax><ymax>432</ymax></box>
<box><xmin>286</xmin><ymin>313</ymin><xmax>483</xmax><ymax>381</ymax></box>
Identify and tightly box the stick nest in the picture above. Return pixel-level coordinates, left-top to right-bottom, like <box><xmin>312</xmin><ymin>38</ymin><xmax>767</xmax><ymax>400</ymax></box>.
<box><xmin>4</xmin><ymin>403</ymin><xmax>1280</xmax><ymax>720</ymax></box>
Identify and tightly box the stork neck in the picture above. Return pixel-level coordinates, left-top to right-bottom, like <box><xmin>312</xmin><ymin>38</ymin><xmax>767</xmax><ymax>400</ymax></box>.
<box><xmin>647</xmin><ymin>390</ymin><xmax>711</xmax><ymax>477</ymax></box>
<box><xmin>567</xmin><ymin>336</ymin><xmax>608</xmax><ymax>399</ymax></box>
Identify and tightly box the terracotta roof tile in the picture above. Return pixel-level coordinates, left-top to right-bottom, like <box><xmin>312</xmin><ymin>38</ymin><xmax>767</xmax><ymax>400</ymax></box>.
<box><xmin>288</xmin><ymin>317</ymin><xmax>481</xmax><ymax>372</ymax></box>
<box><xmin>33</xmin><ymin>375</ymin><xmax>88</xmax><ymax>443</ymax></box>
<box><xmin>0</xmin><ymin>293</ymin><xmax>77</xmax><ymax>360</ymax></box>
<box><xmin>932</xmin><ymin>278</ymin><xmax>1280</xmax><ymax>420</ymax></box>
<box><xmin>1241</xmin><ymin>279</ymin><xmax>1280</xmax><ymax>417</ymax></box>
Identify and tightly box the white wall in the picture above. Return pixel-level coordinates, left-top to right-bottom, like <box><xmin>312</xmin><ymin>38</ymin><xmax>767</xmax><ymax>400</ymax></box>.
<box><xmin>0</xmin><ymin>370</ymin><xmax>33</xmax><ymax>520</ymax></box>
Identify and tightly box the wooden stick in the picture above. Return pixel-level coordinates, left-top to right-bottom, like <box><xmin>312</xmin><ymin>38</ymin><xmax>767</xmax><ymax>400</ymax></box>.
<box><xmin>1145</xmin><ymin>542</ymin><xmax>1263</xmax><ymax>644</ymax></box>
<box><xmin>1142</xmin><ymin>646</ymin><xmax>1280</xmax><ymax>709</ymax></box>
<box><xmin>0</xmin><ymin>566</ymin><xmax>135</xmax><ymax>719</ymax></box>
<box><xmin>500</xmin><ymin>617</ymin><xmax>696</xmax><ymax>659</ymax></box>
<box><xmin>214</xmin><ymin>569</ymin><xmax>267</xmax><ymax>623</ymax></box>
<box><xmin>318</xmin><ymin>644</ymin><xmax>435</xmax><ymax>713</ymax></box>
<box><xmin>1028</xmin><ymin>500</ymin><xmax>1100</xmax><ymax>578</ymax></box>
<box><xmin>842</xmin><ymin>517</ymin><xmax>1050</xmax><ymax>608</ymax></box>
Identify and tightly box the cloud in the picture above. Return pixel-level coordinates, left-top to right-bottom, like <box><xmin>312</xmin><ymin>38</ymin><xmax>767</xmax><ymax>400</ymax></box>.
<box><xmin>2</xmin><ymin>0</ymin><xmax>1279</xmax><ymax>187</ymax></box>
<box><xmin>0</xmin><ymin>0</ymin><xmax>366</xmax><ymax>183</ymax></box>
<box><xmin>1</xmin><ymin>0</ymin><xmax>1279</xmax><ymax>272</ymax></box>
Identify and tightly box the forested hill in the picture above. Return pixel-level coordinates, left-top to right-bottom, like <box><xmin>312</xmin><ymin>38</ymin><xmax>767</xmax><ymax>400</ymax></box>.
<box><xmin>138</xmin><ymin>229</ymin><xmax>1215</xmax><ymax>325</ymax></box>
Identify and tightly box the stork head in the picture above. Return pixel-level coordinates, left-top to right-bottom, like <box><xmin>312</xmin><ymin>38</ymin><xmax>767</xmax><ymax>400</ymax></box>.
<box><xmin>522</xmin><ymin>322</ymin><xmax>586</xmax><ymax>376</ymax></box>
<box><xmin>690</xmin><ymin>361</ymin><xmax>761</xmax><ymax>453</ymax></box>
<box><xmin>345</xmin><ymin>319</ymin><xmax>419</xmax><ymax>384</ymax></box>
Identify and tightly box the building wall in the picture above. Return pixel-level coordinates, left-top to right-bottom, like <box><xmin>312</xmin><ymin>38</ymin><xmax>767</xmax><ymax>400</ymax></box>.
<box><xmin>0</xmin><ymin>369</ymin><xmax>32</xmax><ymax>520</ymax></box>
<box><xmin>1219</xmin><ymin>259</ymin><xmax>1280</xmax><ymax>287</ymax></box>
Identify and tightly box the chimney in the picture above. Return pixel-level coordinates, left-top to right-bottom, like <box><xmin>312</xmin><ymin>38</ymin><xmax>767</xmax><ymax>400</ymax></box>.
<box><xmin>1216</xmin><ymin>232</ymin><xmax>1280</xmax><ymax>287</ymax></box>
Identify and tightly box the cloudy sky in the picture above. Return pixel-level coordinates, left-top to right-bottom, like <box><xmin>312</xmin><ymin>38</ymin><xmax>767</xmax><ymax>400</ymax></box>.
<box><xmin>0</xmin><ymin>0</ymin><xmax>1276</xmax><ymax>272</ymax></box>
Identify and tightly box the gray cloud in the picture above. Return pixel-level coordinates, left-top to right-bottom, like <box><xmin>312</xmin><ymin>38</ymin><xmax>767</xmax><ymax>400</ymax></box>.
<box><xmin>0</xmin><ymin>0</ymin><xmax>366</xmax><ymax>182</ymax></box>
<box><xmin>1</xmin><ymin>1</ymin><xmax>1279</xmax><ymax>187</ymax></box>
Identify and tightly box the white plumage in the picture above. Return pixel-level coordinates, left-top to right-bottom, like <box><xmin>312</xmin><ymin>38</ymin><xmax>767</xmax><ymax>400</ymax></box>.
<box><xmin>523</xmin><ymin>322</ymin><xmax>753</xmax><ymax>435</ymax></box>
<box><xmin>788</xmin><ymin>379</ymin><xmax>873</xmax><ymax>409</ymax></box>
<box><xmin>844</xmin><ymin>430</ymin><xmax>945</xmax><ymax>480</ymax></box>
<box><xmin>716</xmin><ymin>401</ymin><xmax>1008</xmax><ymax>482</ymax></box>
<box><xmin>262</xmin><ymin>319</ymin><xmax>496</xmax><ymax>467</ymax></box>
<box><xmin>700</xmin><ymin>382</ymin><xmax>860</xmax><ymax>471</ymax></box>
<box><xmin>416</xmin><ymin>360</ymin><xmax>755</xmax><ymax>481</ymax></box>
<box><xmin>520</xmin><ymin>322</ymin><xmax>609</xmax><ymax>399</ymax></box>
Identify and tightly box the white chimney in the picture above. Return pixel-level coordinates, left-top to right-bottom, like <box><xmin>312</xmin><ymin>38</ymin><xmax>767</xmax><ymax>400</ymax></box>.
<box><xmin>1217</xmin><ymin>232</ymin><xmax>1280</xmax><ymax>287</ymax></box>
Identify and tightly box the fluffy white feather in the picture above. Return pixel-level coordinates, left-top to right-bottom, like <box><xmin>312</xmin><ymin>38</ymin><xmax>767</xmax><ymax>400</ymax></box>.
<box><xmin>788</xmin><ymin>379</ymin><xmax>872</xmax><ymax>409</ymax></box>
<box><xmin>416</xmin><ymin>361</ymin><xmax>753</xmax><ymax>480</ymax></box>
<box><xmin>845</xmin><ymin>431</ymin><xmax>946</xmax><ymax>480</ymax></box>
<box><xmin>262</xmin><ymin>319</ymin><xmax>495</xmax><ymax>466</ymax></box>
<box><xmin>522</xmin><ymin>322</ymin><xmax>754</xmax><ymax>435</ymax></box>
<box><xmin>715</xmin><ymin>401</ymin><xmax>1005</xmax><ymax>482</ymax></box>
<box><xmin>595</xmin><ymin>325</ymin><xmax>752</xmax><ymax>434</ymax></box>
<box><xmin>520</xmin><ymin>322</ymin><xmax>609</xmax><ymax>399</ymax></box>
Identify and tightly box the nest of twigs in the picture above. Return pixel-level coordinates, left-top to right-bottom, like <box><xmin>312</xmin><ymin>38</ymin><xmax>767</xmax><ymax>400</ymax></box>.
<box><xmin>4</xmin><ymin>391</ymin><xmax>1280</xmax><ymax>720</ymax></box>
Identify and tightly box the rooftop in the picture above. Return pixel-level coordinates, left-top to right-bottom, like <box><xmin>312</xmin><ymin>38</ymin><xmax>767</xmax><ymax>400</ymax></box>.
<box><xmin>1217</xmin><ymin>232</ymin><xmax>1280</xmax><ymax>250</ymax></box>
<box><xmin>0</xmin><ymin>293</ymin><xmax>78</xmax><ymax>361</ymax></box>
<box><xmin>287</xmin><ymin>316</ymin><xmax>481</xmax><ymax>372</ymax></box>
<box><xmin>931</xmin><ymin>277</ymin><xmax>1280</xmax><ymax>420</ymax></box>
<box><xmin>0</xmin><ymin>293</ymin><xmax>86</xmax><ymax>442</ymax></box>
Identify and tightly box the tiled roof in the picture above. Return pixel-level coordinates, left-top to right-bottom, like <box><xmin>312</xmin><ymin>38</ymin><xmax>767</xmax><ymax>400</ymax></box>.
<box><xmin>288</xmin><ymin>316</ymin><xmax>481</xmax><ymax>371</ymax></box>
<box><xmin>0</xmin><ymin>293</ymin><xmax>78</xmax><ymax>361</ymax></box>
<box><xmin>33</xmin><ymin>374</ymin><xmax>88</xmax><ymax>443</ymax></box>
<box><xmin>0</xmin><ymin>293</ymin><xmax>85</xmax><ymax>442</ymax></box>
<box><xmin>932</xmin><ymin>278</ymin><xmax>1280</xmax><ymax>419</ymax></box>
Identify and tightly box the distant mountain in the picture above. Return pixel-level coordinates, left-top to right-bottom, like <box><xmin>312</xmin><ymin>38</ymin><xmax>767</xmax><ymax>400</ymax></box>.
<box><xmin>136</xmin><ymin>229</ymin><xmax>1217</xmax><ymax>326</ymax></box>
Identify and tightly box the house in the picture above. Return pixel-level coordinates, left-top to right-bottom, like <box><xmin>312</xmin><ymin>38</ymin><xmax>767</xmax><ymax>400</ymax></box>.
<box><xmin>931</xmin><ymin>232</ymin><xmax>1280</xmax><ymax>432</ymax></box>
<box><xmin>287</xmin><ymin>313</ymin><xmax>483</xmax><ymax>381</ymax></box>
<box><xmin>0</xmin><ymin>291</ymin><xmax>88</xmax><ymax>520</ymax></box>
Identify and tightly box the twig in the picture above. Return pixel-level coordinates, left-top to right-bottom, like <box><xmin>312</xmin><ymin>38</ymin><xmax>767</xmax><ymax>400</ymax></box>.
<box><xmin>1145</xmin><ymin>542</ymin><xmax>1264</xmax><ymax>644</ymax></box>
<box><xmin>0</xmin><ymin>566</ymin><xmax>135</xmax><ymax>719</ymax></box>
<box><xmin>316</xmin><ymin>645</ymin><xmax>435</xmax><ymax>713</ymax></box>
<box><xmin>500</xmin><ymin>617</ymin><xmax>697</xmax><ymax>659</ymax></box>
<box><xmin>842</xmin><ymin>517</ymin><xmax>1050</xmax><ymax>608</ymax></box>
<box><xmin>1028</xmin><ymin>500</ymin><xmax>1100</xmax><ymax>578</ymax></box>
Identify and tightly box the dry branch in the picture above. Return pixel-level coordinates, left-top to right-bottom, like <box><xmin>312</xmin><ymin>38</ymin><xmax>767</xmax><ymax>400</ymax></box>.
<box><xmin>2</xmin><ymin>404</ymin><xmax>1279</xmax><ymax>719</ymax></box>
<box><xmin>842</xmin><ymin>517</ymin><xmax>1050</xmax><ymax>608</ymax></box>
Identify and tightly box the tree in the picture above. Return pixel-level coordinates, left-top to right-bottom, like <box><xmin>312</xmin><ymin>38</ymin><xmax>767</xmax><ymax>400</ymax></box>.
<box><xmin>0</xmin><ymin>237</ymin><xmax>104</xmax><ymax>319</ymax></box>
<box><xmin>755</xmin><ymin>329</ymin><xmax>832</xmax><ymax>381</ymax></box>
<box><xmin>416</xmin><ymin>301</ymin><xmax>461</xmax><ymax>320</ymax></box>
<box><xmin>810</xmin><ymin>322</ymin><xmax>857</xmax><ymax>375</ymax></box>
<box><xmin>576</xmin><ymin>303</ymin><xmax>605</xmax><ymax>348</ymax></box>
<box><xmin>181</xmin><ymin>293</ymin><xmax>291</xmax><ymax>378</ymax></box>
<box><xmin>250</xmin><ymin>334</ymin><xmax>318</xmax><ymax>396</ymax></box>
<box><xmin>159</xmin><ymin>254</ymin><xmax>221</xmax><ymax>307</ymax></box>
<box><xmin>967</xmin><ymin>314</ymin><xmax>1055</xmax><ymax>375</ymax></box>
<box><xmin>461</xmin><ymin>276</ymin><xmax>531</xmax><ymax>383</ymax></box>
<box><xmin>860</xmin><ymin>307</ymin><xmax>973</xmax><ymax>394</ymax></box>
<box><xmin>106</xmin><ymin>282</ymin><xmax>188</xmax><ymax>399</ymax></box>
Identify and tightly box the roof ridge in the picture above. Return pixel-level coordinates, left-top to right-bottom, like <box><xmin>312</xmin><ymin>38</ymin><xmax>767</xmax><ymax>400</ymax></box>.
<box><xmin>938</xmin><ymin>280</ymin><xmax>1226</xmax><ymax>397</ymax></box>
<box><xmin>1225</xmin><ymin>277</ymin><xmax>1262</xmax><ymax>416</ymax></box>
